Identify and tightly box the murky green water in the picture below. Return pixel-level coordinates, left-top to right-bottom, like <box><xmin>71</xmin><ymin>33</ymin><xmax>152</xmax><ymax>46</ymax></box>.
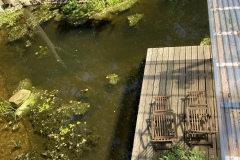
<box><xmin>0</xmin><ymin>0</ymin><xmax>209</xmax><ymax>159</ymax></box>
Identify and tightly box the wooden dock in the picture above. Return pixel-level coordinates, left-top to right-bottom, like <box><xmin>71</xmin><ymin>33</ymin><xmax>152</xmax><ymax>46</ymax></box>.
<box><xmin>131</xmin><ymin>46</ymin><xmax>220</xmax><ymax>160</ymax></box>
<box><xmin>208</xmin><ymin>0</ymin><xmax>240</xmax><ymax>159</ymax></box>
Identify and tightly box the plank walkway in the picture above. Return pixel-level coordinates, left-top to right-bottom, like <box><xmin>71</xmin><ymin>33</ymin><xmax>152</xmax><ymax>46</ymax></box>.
<box><xmin>207</xmin><ymin>0</ymin><xmax>240</xmax><ymax>159</ymax></box>
<box><xmin>131</xmin><ymin>45</ymin><xmax>220</xmax><ymax>160</ymax></box>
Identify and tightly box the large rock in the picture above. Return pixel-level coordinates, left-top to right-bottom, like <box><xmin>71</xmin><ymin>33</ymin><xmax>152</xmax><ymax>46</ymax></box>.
<box><xmin>9</xmin><ymin>89</ymin><xmax>31</xmax><ymax>107</ymax></box>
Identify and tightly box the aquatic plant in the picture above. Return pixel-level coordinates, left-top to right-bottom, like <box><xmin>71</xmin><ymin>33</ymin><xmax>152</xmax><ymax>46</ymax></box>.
<box><xmin>62</xmin><ymin>1</ymin><xmax>79</xmax><ymax>15</ymax></box>
<box><xmin>107</xmin><ymin>0</ymin><xmax>124</xmax><ymax>6</ymax></box>
<box><xmin>0</xmin><ymin>99</ymin><xmax>14</xmax><ymax>116</ymax></box>
<box><xmin>90</xmin><ymin>0</ymin><xmax>138</xmax><ymax>21</ymax></box>
<box><xmin>106</xmin><ymin>73</ymin><xmax>120</xmax><ymax>84</ymax></box>
<box><xmin>0</xmin><ymin>9</ymin><xmax>24</xmax><ymax>28</ymax></box>
<box><xmin>25</xmin><ymin>40</ymin><xmax>31</xmax><ymax>47</ymax></box>
<box><xmin>200</xmin><ymin>37</ymin><xmax>211</xmax><ymax>46</ymax></box>
<box><xmin>127</xmin><ymin>13</ymin><xmax>144</xmax><ymax>27</ymax></box>
<box><xmin>0</xmin><ymin>5</ymin><xmax>60</xmax><ymax>42</ymax></box>
<box><xmin>159</xmin><ymin>144</ymin><xmax>204</xmax><ymax>160</ymax></box>
<box><xmin>35</xmin><ymin>45</ymin><xmax>48</xmax><ymax>55</ymax></box>
<box><xmin>28</xmin><ymin>89</ymin><xmax>100</xmax><ymax>159</ymax></box>
<box><xmin>11</xmin><ymin>139</ymin><xmax>22</xmax><ymax>149</ymax></box>
<box><xmin>60</xmin><ymin>0</ymin><xmax>138</xmax><ymax>26</ymax></box>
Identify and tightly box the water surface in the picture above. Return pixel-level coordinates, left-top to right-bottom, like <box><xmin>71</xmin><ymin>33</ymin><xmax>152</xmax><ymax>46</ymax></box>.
<box><xmin>0</xmin><ymin>0</ymin><xmax>209</xmax><ymax>159</ymax></box>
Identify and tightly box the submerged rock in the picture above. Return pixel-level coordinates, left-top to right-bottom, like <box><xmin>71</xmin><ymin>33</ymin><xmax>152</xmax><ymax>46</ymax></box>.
<box><xmin>9</xmin><ymin>89</ymin><xmax>31</xmax><ymax>107</ymax></box>
<box><xmin>15</xmin><ymin>92</ymin><xmax>40</xmax><ymax>117</ymax></box>
<box><xmin>127</xmin><ymin>13</ymin><xmax>144</xmax><ymax>27</ymax></box>
<box><xmin>13</xmin><ymin>78</ymin><xmax>33</xmax><ymax>94</ymax></box>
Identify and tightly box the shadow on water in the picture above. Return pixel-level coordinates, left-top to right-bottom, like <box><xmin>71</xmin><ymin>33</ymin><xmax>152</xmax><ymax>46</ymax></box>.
<box><xmin>107</xmin><ymin>59</ymin><xmax>145</xmax><ymax>160</ymax></box>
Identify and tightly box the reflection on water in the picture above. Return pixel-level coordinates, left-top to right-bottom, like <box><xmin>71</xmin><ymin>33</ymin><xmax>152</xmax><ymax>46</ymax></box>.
<box><xmin>0</xmin><ymin>0</ymin><xmax>209</xmax><ymax>159</ymax></box>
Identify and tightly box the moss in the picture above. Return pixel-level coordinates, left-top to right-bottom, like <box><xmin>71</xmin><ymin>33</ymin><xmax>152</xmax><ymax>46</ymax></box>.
<box><xmin>0</xmin><ymin>9</ymin><xmax>24</xmax><ymax>28</ymax></box>
<box><xmin>8</xmin><ymin>23</ymin><xmax>28</xmax><ymax>42</ymax></box>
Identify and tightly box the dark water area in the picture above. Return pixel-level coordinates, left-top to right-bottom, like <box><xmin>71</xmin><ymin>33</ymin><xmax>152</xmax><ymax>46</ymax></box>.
<box><xmin>0</xmin><ymin>0</ymin><xmax>209</xmax><ymax>159</ymax></box>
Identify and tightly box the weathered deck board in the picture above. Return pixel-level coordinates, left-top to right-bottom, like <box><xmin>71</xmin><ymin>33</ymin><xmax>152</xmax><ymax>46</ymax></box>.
<box><xmin>208</xmin><ymin>0</ymin><xmax>240</xmax><ymax>159</ymax></box>
<box><xmin>131</xmin><ymin>46</ymin><xmax>219</xmax><ymax>160</ymax></box>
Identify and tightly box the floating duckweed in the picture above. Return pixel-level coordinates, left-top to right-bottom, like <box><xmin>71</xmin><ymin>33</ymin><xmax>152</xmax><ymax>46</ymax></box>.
<box><xmin>69</xmin><ymin>124</ymin><xmax>75</xmax><ymax>128</ymax></box>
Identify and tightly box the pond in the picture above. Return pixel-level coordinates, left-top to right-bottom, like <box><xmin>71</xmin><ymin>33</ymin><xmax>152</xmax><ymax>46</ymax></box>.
<box><xmin>0</xmin><ymin>0</ymin><xmax>209</xmax><ymax>159</ymax></box>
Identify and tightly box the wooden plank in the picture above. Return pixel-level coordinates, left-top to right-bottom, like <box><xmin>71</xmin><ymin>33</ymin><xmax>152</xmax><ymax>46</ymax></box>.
<box><xmin>185</xmin><ymin>46</ymin><xmax>192</xmax><ymax>93</ymax></box>
<box><xmin>148</xmin><ymin>48</ymin><xmax>161</xmax><ymax>159</ymax></box>
<box><xmin>131</xmin><ymin>48</ymin><xmax>153</xmax><ymax>159</ymax></box>
<box><xmin>159</xmin><ymin>48</ymin><xmax>168</xmax><ymax>96</ymax></box>
<box><xmin>196</xmin><ymin>46</ymin><xmax>210</xmax><ymax>159</ymax></box>
<box><xmin>140</xmin><ymin>48</ymin><xmax>158</xmax><ymax>160</ymax></box>
<box><xmin>191</xmin><ymin>46</ymin><xmax>198</xmax><ymax>91</ymax></box>
<box><xmin>197</xmin><ymin>46</ymin><xmax>205</xmax><ymax>93</ymax></box>
<box><xmin>171</xmin><ymin>47</ymin><xmax>180</xmax><ymax>138</ymax></box>
<box><xmin>178</xmin><ymin>47</ymin><xmax>186</xmax><ymax>139</ymax></box>
<box><xmin>165</xmin><ymin>47</ymin><xmax>174</xmax><ymax>104</ymax></box>
<box><xmin>151</xmin><ymin>48</ymin><xmax>163</xmax><ymax>113</ymax></box>
<box><xmin>152</xmin><ymin>48</ymin><xmax>164</xmax><ymax>111</ymax></box>
<box><xmin>204</xmin><ymin>45</ymin><xmax>219</xmax><ymax>159</ymax></box>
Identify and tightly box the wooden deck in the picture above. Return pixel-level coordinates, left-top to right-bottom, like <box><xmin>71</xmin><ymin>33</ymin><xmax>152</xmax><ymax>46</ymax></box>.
<box><xmin>131</xmin><ymin>46</ymin><xmax>220</xmax><ymax>160</ymax></box>
<box><xmin>207</xmin><ymin>0</ymin><xmax>240</xmax><ymax>159</ymax></box>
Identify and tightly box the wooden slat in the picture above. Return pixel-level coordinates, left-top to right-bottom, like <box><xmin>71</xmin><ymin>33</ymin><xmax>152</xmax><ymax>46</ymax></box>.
<box><xmin>165</xmin><ymin>47</ymin><xmax>174</xmax><ymax>102</ymax></box>
<box><xmin>191</xmin><ymin>46</ymin><xmax>198</xmax><ymax>92</ymax></box>
<box><xmin>159</xmin><ymin>48</ymin><xmax>168</xmax><ymax>96</ymax></box>
<box><xmin>178</xmin><ymin>47</ymin><xmax>186</xmax><ymax>138</ymax></box>
<box><xmin>131</xmin><ymin>48</ymin><xmax>153</xmax><ymax>159</ymax></box>
<box><xmin>171</xmin><ymin>47</ymin><xmax>180</xmax><ymax>138</ymax></box>
<box><xmin>205</xmin><ymin>45</ymin><xmax>220</xmax><ymax>159</ymax></box>
<box><xmin>140</xmin><ymin>48</ymin><xmax>158</xmax><ymax>160</ymax></box>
